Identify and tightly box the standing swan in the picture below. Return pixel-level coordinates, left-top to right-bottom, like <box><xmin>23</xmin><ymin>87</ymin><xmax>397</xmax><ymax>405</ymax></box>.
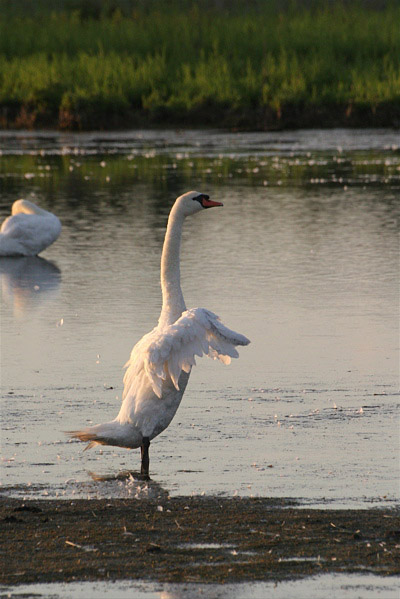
<box><xmin>0</xmin><ymin>199</ymin><xmax>61</xmax><ymax>257</ymax></box>
<box><xmin>69</xmin><ymin>191</ymin><xmax>250</xmax><ymax>478</ymax></box>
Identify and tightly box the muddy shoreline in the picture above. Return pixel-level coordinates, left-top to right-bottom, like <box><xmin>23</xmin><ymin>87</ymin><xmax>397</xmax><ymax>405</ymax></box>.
<box><xmin>1</xmin><ymin>495</ymin><xmax>399</xmax><ymax>586</ymax></box>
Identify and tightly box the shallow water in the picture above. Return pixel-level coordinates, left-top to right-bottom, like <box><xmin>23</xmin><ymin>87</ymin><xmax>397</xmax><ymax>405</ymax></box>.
<box><xmin>0</xmin><ymin>129</ymin><xmax>399</xmax><ymax>507</ymax></box>
<box><xmin>1</xmin><ymin>573</ymin><xmax>400</xmax><ymax>599</ymax></box>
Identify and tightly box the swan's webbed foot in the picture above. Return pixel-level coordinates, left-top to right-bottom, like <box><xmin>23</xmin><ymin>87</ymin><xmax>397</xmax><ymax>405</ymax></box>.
<box><xmin>140</xmin><ymin>436</ymin><xmax>150</xmax><ymax>479</ymax></box>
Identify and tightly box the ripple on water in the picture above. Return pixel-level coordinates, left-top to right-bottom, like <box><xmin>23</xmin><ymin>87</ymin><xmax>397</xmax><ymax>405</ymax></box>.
<box><xmin>1</xmin><ymin>129</ymin><xmax>398</xmax><ymax>507</ymax></box>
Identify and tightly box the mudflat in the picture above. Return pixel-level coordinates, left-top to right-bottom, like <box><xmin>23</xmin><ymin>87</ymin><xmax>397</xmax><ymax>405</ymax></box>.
<box><xmin>1</xmin><ymin>495</ymin><xmax>399</xmax><ymax>585</ymax></box>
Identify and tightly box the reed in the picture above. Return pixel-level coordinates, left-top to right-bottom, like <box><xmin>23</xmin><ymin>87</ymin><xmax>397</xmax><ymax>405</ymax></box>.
<box><xmin>0</xmin><ymin>1</ymin><xmax>399</xmax><ymax>129</ymax></box>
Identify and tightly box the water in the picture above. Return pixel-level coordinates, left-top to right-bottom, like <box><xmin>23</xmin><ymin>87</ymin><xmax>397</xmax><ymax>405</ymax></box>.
<box><xmin>1</xmin><ymin>573</ymin><xmax>400</xmax><ymax>599</ymax></box>
<box><xmin>0</xmin><ymin>128</ymin><xmax>399</xmax><ymax>507</ymax></box>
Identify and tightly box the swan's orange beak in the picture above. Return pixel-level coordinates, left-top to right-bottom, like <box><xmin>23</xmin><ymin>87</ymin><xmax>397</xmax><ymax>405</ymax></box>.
<box><xmin>202</xmin><ymin>198</ymin><xmax>223</xmax><ymax>208</ymax></box>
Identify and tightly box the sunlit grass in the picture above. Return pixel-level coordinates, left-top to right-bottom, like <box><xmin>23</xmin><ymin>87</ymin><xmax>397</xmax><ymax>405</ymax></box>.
<box><xmin>0</xmin><ymin>1</ymin><xmax>399</xmax><ymax>128</ymax></box>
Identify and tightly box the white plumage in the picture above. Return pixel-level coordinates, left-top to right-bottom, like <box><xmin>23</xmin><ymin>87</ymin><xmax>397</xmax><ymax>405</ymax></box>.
<box><xmin>69</xmin><ymin>191</ymin><xmax>250</xmax><ymax>477</ymax></box>
<box><xmin>0</xmin><ymin>199</ymin><xmax>61</xmax><ymax>256</ymax></box>
<box><xmin>124</xmin><ymin>308</ymin><xmax>249</xmax><ymax>400</ymax></box>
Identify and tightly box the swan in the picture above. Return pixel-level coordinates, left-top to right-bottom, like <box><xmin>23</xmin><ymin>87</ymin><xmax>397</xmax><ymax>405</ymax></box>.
<box><xmin>0</xmin><ymin>199</ymin><xmax>61</xmax><ymax>257</ymax></box>
<box><xmin>69</xmin><ymin>191</ymin><xmax>250</xmax><ymax>478</ymax></box>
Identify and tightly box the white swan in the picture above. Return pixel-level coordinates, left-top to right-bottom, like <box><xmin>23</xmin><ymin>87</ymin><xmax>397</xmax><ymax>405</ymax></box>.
<box><xmin>69</xmin><ymin>191</ymin><xmax>250</xmax><ymax>478</ymax></box>
<box><xmin>0</xmin><ymin>199</ymin><xmax>61</xmax><ymax>257</ymax></box>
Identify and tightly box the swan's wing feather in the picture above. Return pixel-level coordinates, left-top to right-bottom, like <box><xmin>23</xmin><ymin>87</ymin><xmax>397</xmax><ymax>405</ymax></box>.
<box><xmin>123</xmin><ymin>308</ymin><xmax>250</xmax><ymax>399</ymax></box>
<box><xmin>0</xmin><ymin>213</ymin><xmax>61</xmax><ymax>255</ymax></box>
<box><xmin>1</xmin><ymin>214</ymin><xmax>36</xmax><ymax>237</ymax></box>
<box><xmin>122</xmin><ymin>329</ymin><xmax>158</xmax><ymax>400</ymax></box>
<box><xmin>203</xmin><ymin>309</ymin><xmax>250</xmax><ymax>347</ymax></box>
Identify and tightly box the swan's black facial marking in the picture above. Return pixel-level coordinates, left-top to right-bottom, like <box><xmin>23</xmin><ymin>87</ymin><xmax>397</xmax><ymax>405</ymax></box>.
<box><xmin>193</xmin><ymin>194</ymin><xmax>210</xmax><ymax>207</ymax></box>
<box><xmin>193</xmin><ymin>194</ymin><xmax>223</xmax><ymax>208</ymax></box>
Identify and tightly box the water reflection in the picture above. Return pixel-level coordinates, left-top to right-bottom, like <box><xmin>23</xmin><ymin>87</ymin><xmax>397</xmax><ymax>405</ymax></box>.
<box><xmin>1</xmin><ymin>129</ymin><xmax>398</xmax><ymax>506</ymax></box>
<box><xmin>0</xmin><ymin>130</ymin><xmax>398</xmax><ymax>214</ymax></box>
<box><xmin>0</xmin><ymin>256</ymin><xmax>61</xmax><ymax>317</ymax></box>
<box><xmin>1</xmin><ymin>573</ymin><xmax>399</xmax><ymax>599</ymax></box>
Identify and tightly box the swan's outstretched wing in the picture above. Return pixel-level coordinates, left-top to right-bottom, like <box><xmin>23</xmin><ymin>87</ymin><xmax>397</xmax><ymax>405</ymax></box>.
<box><xmin>123</xmin><ymin>308</ymin><xmax>250</xmax><ymax>399</ymax></box>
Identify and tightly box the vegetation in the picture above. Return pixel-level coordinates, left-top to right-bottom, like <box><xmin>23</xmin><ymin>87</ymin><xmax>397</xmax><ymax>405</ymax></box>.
<box><xmin>0</xmin><ymin>0</ymin><xmax>399</xmax><ymax>130</ymax></box>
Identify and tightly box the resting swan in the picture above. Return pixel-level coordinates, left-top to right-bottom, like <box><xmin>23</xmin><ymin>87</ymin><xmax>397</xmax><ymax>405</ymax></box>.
<box><xmin>0</xmin><ymin>199</ymin><xmax>61</xmax><ymax>257</ymax></box>
<box><xmin>69</xmin><ymin>191</ymin><xmax>250</xmax><ymax>478</ymax></box>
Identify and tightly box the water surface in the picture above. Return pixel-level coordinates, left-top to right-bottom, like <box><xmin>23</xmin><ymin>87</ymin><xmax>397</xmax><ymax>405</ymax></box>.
<box><xmin>2</xmin><ymin>573</ymin><xmax>399</xmax><ymax>599</ymax></box>
<box><xmin>1</xmin><ymin>129</ymin><xmax>398</xmax><ymax>507</ymax></box>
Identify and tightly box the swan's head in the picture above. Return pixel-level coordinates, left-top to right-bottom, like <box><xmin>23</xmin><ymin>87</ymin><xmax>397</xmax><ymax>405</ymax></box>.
<box><xmin>11</xmin><ymin>199</ymin><xmax>46</xmax><ymax>216</ymax></box>
<box><xmin>174</xmin><ymin>191</ymin><xmax>223</xmax><ymax>218</ymax></box>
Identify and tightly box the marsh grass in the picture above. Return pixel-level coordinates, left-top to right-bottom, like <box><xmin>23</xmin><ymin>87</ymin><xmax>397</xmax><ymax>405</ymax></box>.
<box><xmin>0</xmin><ymin>1</ymin><xmax>399</xmax><ymax>129</ymax></box>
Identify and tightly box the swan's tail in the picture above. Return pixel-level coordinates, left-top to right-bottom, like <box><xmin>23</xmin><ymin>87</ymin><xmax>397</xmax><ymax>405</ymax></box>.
<box><xmin>67</xmin><ymin>420</ymin><xmax>141</xmax><ymax>450</ymax></box>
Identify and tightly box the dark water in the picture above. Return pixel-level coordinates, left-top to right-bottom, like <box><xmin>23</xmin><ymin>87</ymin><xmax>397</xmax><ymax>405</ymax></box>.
<box><xmin>1</xmin><ymin>129</ymin><xmax>399</xmax><ymax>507</ymax></box>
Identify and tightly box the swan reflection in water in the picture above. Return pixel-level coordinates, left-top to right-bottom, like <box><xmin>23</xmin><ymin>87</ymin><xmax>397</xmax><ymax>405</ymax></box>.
<box><xmin>0</xmin><ymin>255</ymin><xmax>61</xmax><ymax>317</ymax></box>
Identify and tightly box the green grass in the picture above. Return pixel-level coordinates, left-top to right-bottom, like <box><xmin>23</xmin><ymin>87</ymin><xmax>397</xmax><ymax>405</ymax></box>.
<box><xmin>0</xmin><ymin>1</ymin><xmax>399</xmax><ymax>129</ymax></box>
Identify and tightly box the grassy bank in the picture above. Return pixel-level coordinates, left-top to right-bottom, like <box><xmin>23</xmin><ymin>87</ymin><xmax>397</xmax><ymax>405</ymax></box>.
<box><xmin>0</xmin><ymin>1</ymin><xmax>399</xmax><ymax>130</ymax></box>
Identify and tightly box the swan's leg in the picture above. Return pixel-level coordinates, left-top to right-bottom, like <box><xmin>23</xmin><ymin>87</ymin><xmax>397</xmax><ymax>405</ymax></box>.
<box><xmin>140</xmin><ymin>436</ymin><xmax>150</xmax><ymax>479</ymax></box>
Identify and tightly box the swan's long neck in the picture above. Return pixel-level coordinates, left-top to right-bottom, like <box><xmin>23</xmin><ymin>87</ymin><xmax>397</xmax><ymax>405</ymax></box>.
<box><xmin>158</xmin><ymin>206</ymin><xmax>186</xmax><ymax>327</ymax></box>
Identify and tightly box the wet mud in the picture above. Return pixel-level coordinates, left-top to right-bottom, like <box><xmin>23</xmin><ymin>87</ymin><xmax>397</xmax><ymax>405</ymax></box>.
<box><xmin>1</xmin><ymin>495</ymin><xmax>399</xmax><ymax>586</ymax></box>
